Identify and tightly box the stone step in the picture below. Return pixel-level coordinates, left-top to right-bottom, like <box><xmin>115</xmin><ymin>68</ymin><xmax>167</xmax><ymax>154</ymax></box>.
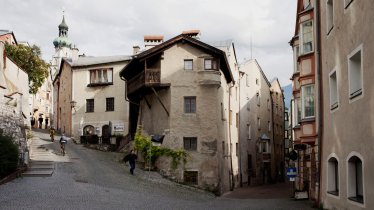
<box><xmin>29</xmin><ymin>165</ymin><xmax>54</xmax><ymax>170</ymax></box>
<box><xmin>30</xmin><ymin>161</ymin><xmax>54</xmax><ymax>165</ymax></box>
<box><xmin>22</xmin><ymin>170</ymin><xmax>54</xmax><ymax>177</ymax></box>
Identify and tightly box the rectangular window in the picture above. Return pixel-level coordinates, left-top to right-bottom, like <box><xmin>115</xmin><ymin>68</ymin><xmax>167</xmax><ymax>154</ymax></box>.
<box><xmin>106</xmin><ymin>97</ymin><xmax>114</xmax><ymax>111</ymax></box>
<box><xmin>236</xmin><ymin>113</ymin><xmax>239</xmax><ymax>128</ymax></box>
<box><xmin>89</xmin><ymin>68</ymin><xmax>113</xmax><ymax>85</ymax></box>
<box><xmin>248</xmin><ymin>124</ymin><xmax>251</xmax><ymax>140</ymax></box>
<box><xmin>236</xmin><ymin>143</ymin><xmax>239</xmax><ymax>156</ymax></box>
<box><xmin>267</xmin><ymin>99</ymin><xmax>270</xmax><ymax>110</ymax></box>
<box><xmin>268</xmin><ymin>121</ymin><xmax>271</xmax><ymax>132</ymax></box>
<box><xmin>257</xmin><ymin>117</ymin><xmax>261</xmax><ymax>130</ymax></box>
<box><xmin>348</xmin><ymin>45</ymin><xmax>363</xmax><ymax>100</ymax></box>
<box><xmin>184</xmin><ymin>59</ymin><xmax>193</xmax><ymax>70</ymax></box>
<box><xmin>296</xmin><ymin>98</ymin><xmax>302</xmax><ymax>124</ymax></box>
<box><xmin>301</xmin><ymin>21</ymin><xmax>313</xmax><ymax>54</ymax></box>
<box><xmin>86</xmin><ymin>99</ymin><xmax>94</xmax><ymax>112</ymax></box>
<box><xmin>183</xmin><ymin>137</ymin><xmax>197</xmax><ymax>151</ymax></box>
<box><xmin>303</xmin><ymin>0</ymin><xmax>311</xmax><ymax>9</ymax></box>
<box><xmin>229</xmin><ymin>110</ymin><xmax>233</xmax><ymax>125</ymax></box>
<box><xmin>246</xmin><ymin>74</ymin><xmax>250</xmax><ymax>87</ymax></box>
<box><xmin>256</xmin><ymin>92</ymin><xmax>260</xmax><ymax>106</ymax></box>
<box><xmin>184</xmin><ymin>171</ymin><xmax>198</xmax><ymax>185</ymax></box>
<box><xmin>184</xmin><ymin>96</ymin><xmax>196</xmax><ymax>113</ymax></box>
<box><xmin>326</xmin><ymin>0</ymin><xmax>334</xmax><ymax>34</ymax></box>
<box><xmin>293</xmin><ymin>46</ymin><xmax>300</xmax><ymax>72</ymax></box>
<box><xmin>302</xmin><ymin>85</ymin><xmax>315</xmax><ymax>118</ymax></box>
<box><xmin>204</xmin><ymin>58</ymin><xmax>218</xmax><ymax>70</ymax></box>
<box><xmin>329</xmin><ymin>71</ymin><xmax>338</xmax><ymax>110</ymax></box>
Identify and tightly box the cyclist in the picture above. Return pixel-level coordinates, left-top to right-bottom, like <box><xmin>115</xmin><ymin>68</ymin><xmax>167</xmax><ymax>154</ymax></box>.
<box><xmin>59</xmin><ymin>133</ymin><xmax>68</xmax><ymax>156</ymax></box>
<box><xmin>49</xmin><ymin>127</ymin><xmax>55</xmax><ymax>142</ymax></box>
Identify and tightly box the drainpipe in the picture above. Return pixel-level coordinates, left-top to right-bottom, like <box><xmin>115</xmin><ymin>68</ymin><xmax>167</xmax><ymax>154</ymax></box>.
<box><xmin>228</xmin><ymin>83</ymin><xmax>235</xmax><ymax>191</ymax></box>
<box><xmin>238</xmin><ymin>71</ymin><xmax>244</xmax><ymax>187</ymax></box>
<box><xmin>315</xmin><ymin>1</ymin><xmax>323</xmax><ymax>207</ymax></box>
<box><xmin>120</xmin><ymin>76</ymin><xmax>140</xmax><ymax>106</ymax></box>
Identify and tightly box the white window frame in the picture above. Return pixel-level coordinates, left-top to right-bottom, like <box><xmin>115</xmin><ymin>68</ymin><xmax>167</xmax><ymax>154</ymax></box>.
<box><xmin>348</xmin><ymin>44</ymin><xmax>363</xmax><ymax>102</ymax></box>
<box><xmin>329</xmin><ymin>69</ymin><xmax>339</xmax><ymax>111</ymax></box>
<box><xmin>346</xmin><ymin>152</ymin><xmax>365</xmax><ymax>206</ymax></box>
<box><xmin>326</xmin><ymin>0</ymin><xmax>334</xmax><ymax>35</ymax></box>
<box><xmin>293</xmin><ymin>45</ymin><xmax>300</xmax><ymax>72</ymax></box>
<box><xmin>327</xmin><ymin>154</ymin><xmax>340</xmax><ymax>198</ymax></box>
<box><xmin>301</xmin><ymin>85</ymin><xmax>315</xmax><ymax>119</ymax></box>
<box><xmin>300</xmin><ymin>20</ymin><xmax>314</xmax><ymax>55</ymax></box>
<box><xmin>184</xmin><ymin>59</ymin><xmax>193</xmax><ymax>70</ymax></box>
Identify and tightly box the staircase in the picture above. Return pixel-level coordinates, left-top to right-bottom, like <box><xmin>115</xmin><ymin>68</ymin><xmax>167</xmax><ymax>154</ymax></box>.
<box><xmin>22</xmin><ymin>161</ymin><xmax>54</xmax><ymax>177</ymax></box>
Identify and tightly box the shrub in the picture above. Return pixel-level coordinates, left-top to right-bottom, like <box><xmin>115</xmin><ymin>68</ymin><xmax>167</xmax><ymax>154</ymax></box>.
<box><xmin>134</xmin><ymin>128</ymin><xmax>187</xmax><ymax>169</ymax></box>
<box><xmin>0</xmin><ymin>134</ymin><xmax>19</xmax><ymax>179</ymax></box>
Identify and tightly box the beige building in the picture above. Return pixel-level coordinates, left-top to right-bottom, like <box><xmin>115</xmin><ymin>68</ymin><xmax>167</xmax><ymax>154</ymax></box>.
<box><xmin>53</xmin><ymin>55</ymin><xmax>131</xmax><ymax>142</ymax></box>
<box><xmin>0</xmin><ymin>41</ymin><xmax>30</xmax><ymax>126</ymax></box>
<box><xmin>290</xmin><ymin>0</ymin><xmax>320</xmax><ymax>201</ymax></box>
<box><xmin>239</xmin><ymin>59</ymin><xmax>274</xmax><ymax>185</ymax></box>
<box><xmin>320</xmin><ymin>0</ymin><xmax>374</xmax><ymax>209</ymax></box>
<box><xmin>120</xmin><ymin>33</ymin><xmax>239</xmax><ymax>194</ymax></box>
<box><xmin>270</xmin><ymin>78</ymin><xmax>285</xmax><ymax>182</ymax></box>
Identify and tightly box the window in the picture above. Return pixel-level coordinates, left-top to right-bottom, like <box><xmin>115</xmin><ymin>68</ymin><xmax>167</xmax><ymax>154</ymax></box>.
<box><xmin>293</xmin><ymin>46</ymin><xmax>300</xmax><ymax>72</ymax></box>
<box><xmin>236</xmin><ymin>143</ymin><xmax>239</xmax><ymax>156</ymax></box>
<box><xmin>348</xmin><ymin>45</ymin><xmax>363</xmax><ymax>100</ymax></box>
<box><xmin>267</xmin><ymin>99</ymin><xmax>270</xmax><ymax>110</ymax></box>
<box><xmin>106</xmin><ymin>97</ymin><xmax>114</xmax><ymax>111</ymax></box>
<box><xmin>261</xmin><ymin>141</ymin><xmax>269</xmax><ymax>153</ymax></box>
<box><xmin>256</xmin><ymin>78</ymin><xmax>259</xmax><ymax>85</ymax></box>
<box><xmin>89</xmin><ymin>68</ymin><xmax>113</xmax><ymax>85</ymax></box>
<box><xmin>302</xmin><ymin>85</ymin><xmax>315</xmax><ymax>118</ymax></box>
<box><xmin>303</xmin><ymin>0</ymin><xmax>311</xmax><ymax>9</ymax></box>
<box><xmin>348</xmin><ymin>155</ymin><xmax>364</xmax><ymax>203</ymax></box>
<box><xmin>86</xmin><ymin>99</ymin><xmax>94</xmax><ymax>112</ymax></box>
<box><xmin>257</xmin><ymin>117</ymin><xmax>261</xmax><ymax>130</ymax></box>
<box><xmin>326</xmin><ymin>0</ymin><xmax>334</xmax><ymax>34</ymax></box>
<box><xmin>344</xmin><ymin>0</ymin><xmax>353</xmax><ymax>8</ymax></box>
<box><xmin>256</xmin><ymin>92</ymin><xmax>260</xmax><ymax>106</ymax></box>
<box><xmin>183</xmin><ymin>137</ymin><xmax>197</xmax><ymax>151</ymax></box>
<box><xmin>184</xmin><ymin>171</ymin><xmax>198</xmax><ymax>185</ymax></box>
<box><xmin>301</xmin><ymin>21</ymin><xmax>313</xmax><ymax>54</ymax></box>
<box><xmin>236</xmin><ymin>113</ymin><xmax>239</xmax><ymax>128</ymax></box>
<box><xmin>248</xmin><ymin>124</ymin><xmax>251</xmax><ymax>140</ymax></box>
<box><xmin>184</xmin><ymin>59</ymin><xmax>193</xmax><ymax>70</ymax></box>
<box><xmin>296</xmin><ymin>98</ymin><xmax>302</xmax><ymax>124</ymax></box>
<box><xmin>268</xmin><ymin>121</ymin><xmax>271</xmax><ymax>132</ymax></box>
<box><xmin>221</xmin><ymin>103</ymin><xmax>225</xmax><ymax>120</ymax></box>
<box><xmin>222</xmin><ymin>141</ymin><xmax>225</xmax><ymax>155</ymax></box>
<box><xmin>327</xmin><ymin>157</ymin><xmax>339</xmax><ymax>196</ymax></box>
<box><xmin>184</xmin><ymin>96</ymin><xmax>196</xmax><ymax>113</ymax></box>
<box><xmin>204</xmin><ymin>58</ymin><xmax>218</xmax><ymax>70</ymax></box>
<box><xmin>246</xmin><ymin>74</ymin><xmax>250</xmax><ymax>87</ymax></box>
<box><xmin>329</xmin><ymin>70</ymin><xmax>338</xmax><ymax>110</ymax></box>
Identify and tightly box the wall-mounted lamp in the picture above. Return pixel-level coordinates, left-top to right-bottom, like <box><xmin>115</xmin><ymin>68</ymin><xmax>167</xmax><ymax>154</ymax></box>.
<box><xmin>70</xmin><ymin>100</ymin><xmax>77</xmax><ymax>109</ymax></box>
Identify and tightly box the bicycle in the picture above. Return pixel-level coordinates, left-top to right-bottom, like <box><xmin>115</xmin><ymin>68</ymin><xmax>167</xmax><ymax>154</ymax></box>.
<box><xmin>60</xmin><ymin>142</ymin><xmax>66</xmax><ymax>156</ymax></box>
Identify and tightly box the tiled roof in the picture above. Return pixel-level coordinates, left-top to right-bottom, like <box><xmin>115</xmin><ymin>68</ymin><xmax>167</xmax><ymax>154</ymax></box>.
<box><xmin>71</xmin><ymin>55</ymin><xmax>131</xmax><ymax>67</ymax></box>
<box><xmin>0</xmin><ymin>30</ymin><xmax>12</xmax><ymax>36</ymax></box>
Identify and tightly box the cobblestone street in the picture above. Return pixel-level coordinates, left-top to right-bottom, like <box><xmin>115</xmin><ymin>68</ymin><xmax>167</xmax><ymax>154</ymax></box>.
<box><xmin>0</xmin><ymin>130</ymin><xmax>314</xmax><ymax>210</ymax></box>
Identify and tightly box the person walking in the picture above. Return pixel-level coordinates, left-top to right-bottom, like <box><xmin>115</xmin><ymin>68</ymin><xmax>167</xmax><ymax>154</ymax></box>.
<box><xmin>123</xmin><ymin>150</ymin><xmax>137</xmax><ymax>175</ymax></box>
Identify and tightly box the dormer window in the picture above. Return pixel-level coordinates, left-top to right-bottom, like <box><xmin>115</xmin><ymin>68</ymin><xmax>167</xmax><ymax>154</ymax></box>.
<box><xmin>204</xmin><ymin>58</ymin><xmax>218</xmax><ymax>70</ymax></box>
<box><xmin>88</xmin><ymin>68</ymin><xmax>113</xmax><ymax>86</ymax></box>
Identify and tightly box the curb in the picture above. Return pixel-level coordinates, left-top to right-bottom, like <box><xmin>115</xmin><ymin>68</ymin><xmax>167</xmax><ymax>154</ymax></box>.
<box><xmin>0</xmin><ymin>166</ymin><xmax>27</xmax><ymax>185</ymax></box>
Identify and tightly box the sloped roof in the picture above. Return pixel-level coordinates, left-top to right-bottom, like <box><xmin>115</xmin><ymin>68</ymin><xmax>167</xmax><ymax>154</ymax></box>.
<box><xmin>121</xmin><ymin>34</ymin><xmax>233</xmax><ymax>83</ymax></box>
<box><xmin>71</xmin><ymin>55</ymin><xmax>131</xmax><ymax>67</ymax></box>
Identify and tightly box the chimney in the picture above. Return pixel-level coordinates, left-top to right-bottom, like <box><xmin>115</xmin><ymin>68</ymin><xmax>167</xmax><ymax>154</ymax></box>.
<box><xmin>144</xmin><ymin>35</ymin><xmax>164</xmax><ymax>50</ymax></box>
<box><xmin>182</xmin><ymin>30</ymin><xmax>201</xmax><ymax>39</ymax></box>
<box><xmin>71</xmin><ymin>45</ymin><xmax>79</xmax><ymax>61</ymax></box>
<box><xmin>133</xmin><ymin>46</ymin><xmax>140</xmax><ymax>55</ymax></box>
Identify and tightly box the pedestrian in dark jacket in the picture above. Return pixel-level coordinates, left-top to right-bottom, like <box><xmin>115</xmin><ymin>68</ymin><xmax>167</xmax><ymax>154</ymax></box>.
<box><xmin>123</xmin><ymin>150</ymin><xmax>137</xmax><ymax>175</ymax></box>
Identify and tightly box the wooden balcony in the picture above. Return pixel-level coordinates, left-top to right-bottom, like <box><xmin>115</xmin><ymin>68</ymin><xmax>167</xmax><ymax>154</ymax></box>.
<box><xmin>127</xmin><ymin>68</ymin><xmax>161</xmax><ymax>94</ymax></box>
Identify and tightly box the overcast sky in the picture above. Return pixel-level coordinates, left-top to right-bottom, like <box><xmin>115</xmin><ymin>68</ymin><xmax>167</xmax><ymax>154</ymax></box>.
<box><xmin>1</xmin><ymin>0</ymin><xmax>296</xmax><ymax>86</ymax></box>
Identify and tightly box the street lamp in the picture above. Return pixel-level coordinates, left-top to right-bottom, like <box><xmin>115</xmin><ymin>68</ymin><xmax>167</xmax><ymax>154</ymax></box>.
<box><xmin>70</xmin><ymin>100</ymin><xmax>77</xmax><ymax>111</ymax></box>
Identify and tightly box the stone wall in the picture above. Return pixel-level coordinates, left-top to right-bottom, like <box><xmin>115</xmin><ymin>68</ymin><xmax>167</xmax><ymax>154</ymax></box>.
<box><xmin>0</xmin><ymin>99</ymin><xmax>28</xmax><ymax>165</ymax></box>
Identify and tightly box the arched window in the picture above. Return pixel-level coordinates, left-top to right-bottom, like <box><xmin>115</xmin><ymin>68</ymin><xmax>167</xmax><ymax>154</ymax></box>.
<box><xmin>348</xmin><ymin>155</ymin><xmax>364</xmax><ymax>204</ymax></box>
<box><xmin>327</xmin><ymin>156</ymin><xmax>339</xmax><ymax>196</ymax></box>
<box><xmin>83</xmin><ymin>125</ymin><xmax>95</xmax><ymax>135</ymax></box>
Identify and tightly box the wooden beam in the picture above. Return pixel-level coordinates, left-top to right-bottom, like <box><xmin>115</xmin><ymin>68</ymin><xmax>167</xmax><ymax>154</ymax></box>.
<box><xmin>151</xmin><ymin>87</ymin><xmax>169</xmax><ymax>116</ymax></box>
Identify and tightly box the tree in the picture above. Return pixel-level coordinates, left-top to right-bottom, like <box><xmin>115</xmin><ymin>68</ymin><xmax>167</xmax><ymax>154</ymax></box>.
<box><xmin>5</xmin><ymin>43</ymin><xmax>49</xmax><ymax>94</ymax></box>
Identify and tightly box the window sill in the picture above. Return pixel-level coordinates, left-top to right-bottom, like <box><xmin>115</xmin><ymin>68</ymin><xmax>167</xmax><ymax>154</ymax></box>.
<box><xmin>345</xmin><ymin>0</ymin><xmax>353</xmax><ymax>9</ymax></box>
<box><xmin>87</xmin><ymin>82</ymin><xmax>113</xmax><ymax>87</ymax></box>
<box><xmin>301</xmin><ymin>117</ymin><xmax>315</xmax><ymax>123</ymax></box>
<box><xmin>105</xmin><ymin>110</ymin><xmax>114</xmax><ymax>112</ymax></box>
<box><xmin>330</xmin><ymin>103</ymin><xmax>339</xmax><ymax>111</ymax></box>
<box><xmin>348</xmin><ymin>196</ymin><xmax>364</xmax><ymax>204</ymax></box>
<box><xmin>85</xmin><ymin>111</ymin><xmax>94</xmax><ymax>113</ymax></box>
<box><xmin>327</xmin><ymin>191</ymin><xmax>339</xmax><ymax>196</ymax></box>
<box><xmin>327</xmin><ymin>26</ymin><xmax>334</xmax><ymax>36</ymax></box>
<box><xmin>349</xmin><ymin>89</ymin><xmax>362</xmax><ymax>100</ymax></box>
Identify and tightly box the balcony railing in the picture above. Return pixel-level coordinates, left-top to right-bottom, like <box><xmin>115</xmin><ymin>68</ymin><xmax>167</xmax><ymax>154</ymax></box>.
<box><xmin>127</xmin><ymin>68</ymin><xmax>161</xmax><ymax>94</ymax></box>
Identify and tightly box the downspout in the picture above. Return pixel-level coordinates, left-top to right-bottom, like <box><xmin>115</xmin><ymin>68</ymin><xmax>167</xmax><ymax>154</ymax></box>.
<box><xmin>120</xmin><ymin>76</ymin><xmax>140</xmax><ymax>106</ymax></box>
<box><xmin>315</xmin><ymin>1</ymin><xmax>323</xmax><ymax>207</ymax></box>
<box><xmin>228</xmin><ymin>83</ymin><xmax>235</xmax><ymax>191</ymax></box>
<box><xmin>238</xmin><ymin>72</ymin><xmax>243</xmax><ymax>187</ymax></box>
<box><xmin>270</xmin><ymin>90</ymin><xmax>276</xmax><ymax>182</ymax></box>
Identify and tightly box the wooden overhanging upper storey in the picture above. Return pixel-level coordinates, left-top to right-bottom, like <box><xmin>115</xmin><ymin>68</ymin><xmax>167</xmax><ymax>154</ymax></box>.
<box><xmin>119</xmin><ymin>34</ymin><xmax>234</xmax><ymax>95</ymax></box>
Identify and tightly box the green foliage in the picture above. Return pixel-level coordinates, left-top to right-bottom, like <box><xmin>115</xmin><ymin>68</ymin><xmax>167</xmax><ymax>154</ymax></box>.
<box><xmin>0</xmin><ymin>134</ymin><xmax>19</xmax><ymax>179</ymax></box>
<box><xmin>134</xmin><ymin>129</ymin><xmax>187</xmax><ymax>169</ymax></box>
<box><xmin>5</xmin><ymin>43</ymin><xmax>49</xmax><ymax>94</ymax></box>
